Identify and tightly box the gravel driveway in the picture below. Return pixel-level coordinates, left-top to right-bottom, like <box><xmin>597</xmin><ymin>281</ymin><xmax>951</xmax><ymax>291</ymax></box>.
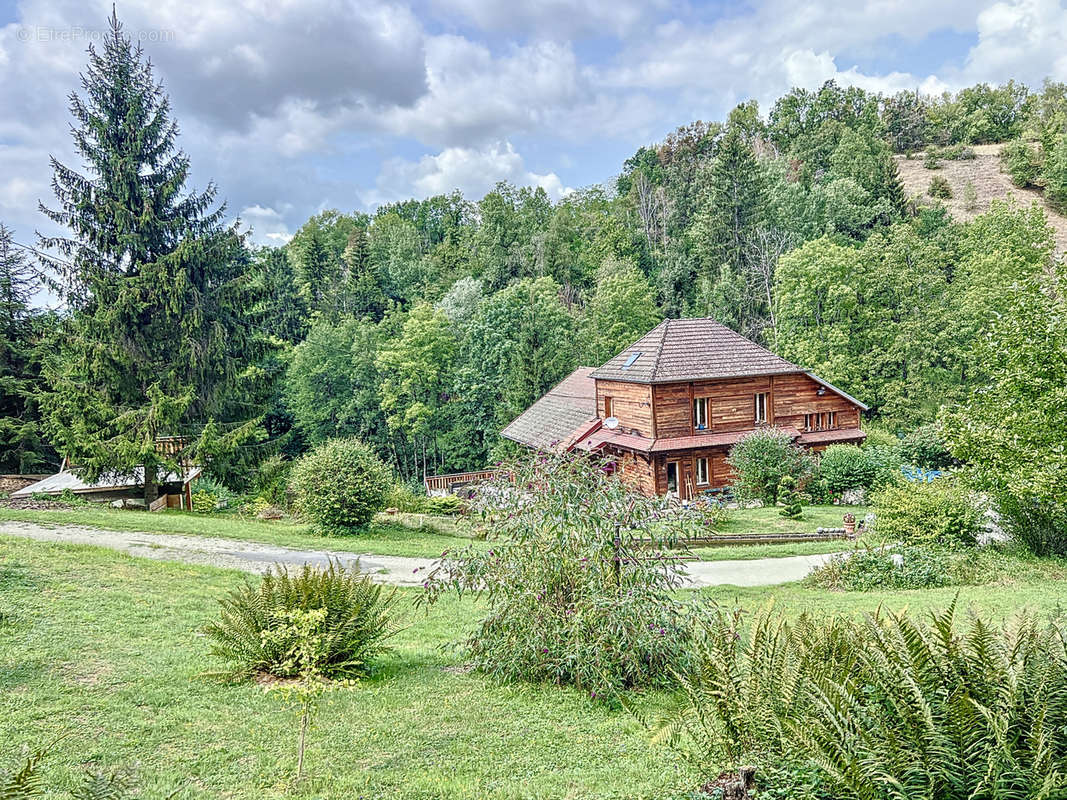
<box><xmin>0</xmin><ymin>520</ymin><xmax>835</xmax><ymax>588</ymax></box>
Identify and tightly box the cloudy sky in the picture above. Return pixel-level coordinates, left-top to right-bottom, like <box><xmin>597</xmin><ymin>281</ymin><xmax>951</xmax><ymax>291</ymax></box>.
<box><xmin>1</xmin><ymin>0</ymin><xmax>1066</xmax><ymax>249</ymax></box>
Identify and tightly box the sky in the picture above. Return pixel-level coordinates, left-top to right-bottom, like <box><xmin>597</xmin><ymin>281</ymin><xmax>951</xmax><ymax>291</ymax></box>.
<box><xmin>2</xmin><ymin>0</ymin><xmax>1067</xmax><ymax>252</ymax></box>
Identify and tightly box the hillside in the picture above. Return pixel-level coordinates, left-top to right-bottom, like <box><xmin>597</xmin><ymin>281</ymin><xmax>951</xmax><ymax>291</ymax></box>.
<box><xmin>897</xmin><ymin>143</ymin><xmax>1067</xmax><ymax>255</ymax></box>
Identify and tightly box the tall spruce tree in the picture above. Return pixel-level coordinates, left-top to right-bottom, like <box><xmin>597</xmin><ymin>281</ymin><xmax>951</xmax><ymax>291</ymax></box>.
<box><xmin>342</xmin><ymin>228</ymin><xmax>386</xmax><ymax>320</ymax></box>
<box><xmin>38</xmin><ymin>11</ymin><xmax>267</xmax><ymax>503</ymax></box>
<box><xmin>0</xmin><ymin>224</ymin><xmax>49</xmax><ymax>473</ymax></box>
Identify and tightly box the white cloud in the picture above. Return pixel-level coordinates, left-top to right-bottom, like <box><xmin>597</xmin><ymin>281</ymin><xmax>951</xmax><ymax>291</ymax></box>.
<box><xmin>963</xmin><ymin>0</ymin><xmax>1067</xmax><ymax>84</ymax></box>
<box><xmin>240</xmin><ymin>205</ymin><xmax>294</xmax><ymax>246</ymax></box>
<box><xmin>428</xmin><ymin>0</ymin><xmax>662</xmax><ymax>38</ymax></box>
<box><xmin>8</xmin><ymin>0</ymin><xmax>1067</xmax><ymax>272</ymax></box>
<box><xmin>368</xmin><ymin>140</ymin><xmax>573</xmax><ymax>206</ymax></box>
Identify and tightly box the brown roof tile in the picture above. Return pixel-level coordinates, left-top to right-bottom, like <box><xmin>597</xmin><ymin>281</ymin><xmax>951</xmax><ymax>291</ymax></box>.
<box><xmin>589</xmin><ymin>318</ymin><xmax>800</xmax><ymax>384</ymax></box>
<box><xmin>500</xmin><ymin>367</ymin><xmax>598</xmax><ymax>451</ymax></box>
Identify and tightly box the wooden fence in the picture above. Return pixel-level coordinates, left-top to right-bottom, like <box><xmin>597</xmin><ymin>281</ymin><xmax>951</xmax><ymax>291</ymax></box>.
<box><xmin>424</xmin><ymin>469</ymin><xmax>500</xmax><ymax>496</ymax></box>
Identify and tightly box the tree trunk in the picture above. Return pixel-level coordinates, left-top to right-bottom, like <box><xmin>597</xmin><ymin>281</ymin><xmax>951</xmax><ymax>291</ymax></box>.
<box><xmin>143</xmin><ymin>460</ymin><xmax>159</xmax><ymax>507</ymax></box>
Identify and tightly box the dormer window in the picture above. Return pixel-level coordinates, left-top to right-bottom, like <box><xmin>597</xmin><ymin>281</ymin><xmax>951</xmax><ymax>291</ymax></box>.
<box><xmin>693</xmin><ymin>397</ymin><xmax>709</xmax><ymax>430</ymax></box>
<box><xmin>754</xmin><ymin>392</ymin><xmax>768</xmax><ymax>424</ymax></box>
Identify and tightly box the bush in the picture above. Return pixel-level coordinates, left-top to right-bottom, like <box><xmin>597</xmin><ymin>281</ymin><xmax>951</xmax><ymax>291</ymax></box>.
<box><xmin>777</xmin><ymin>476</ymin><xmax>801</xmax><ymax>519</ymax></box>
<box><xmin>860</xmin><ymin>425</ymin><xmax>900</xmax><ymax>450</ymax></box>
<box><xmin>727</xmin><ymin>427</ymin><xmax>814</xmax><ymax>504</ymax></box>
<box><xmin>928</xmin><ymin>174</ymin><xmax>953</xmax><ymax>198</ymax></box>
<box><xmin>656</xmin><ymin>604</ymin><xmax>1067</xmax><ymax>798</ymax></box>
<box><xmin>191</xmin><ymin>489</ymin><xmax>217</xmax><ymax>514</ymax></box>
<box><xmin>808</xmin><ymin>544</ymin><xmax>983</xmax><ymax>591</ymax></box>
<box><xmin>422</xmin><ymin>452</ymin><xmax>699</xmax><ymax>700</ymax></box>
<box><xmin>1043</xmin><ymin>133</ymin><xmax>1067</xmax><ymax>210</ymax></box>
<box><xmin>996</xmin><ymin>494</ymin><xmax>1067</xmax><ymax>557</ymax></box>
<box><xmin>872</xmin><ymin>479</ymin><xmax>982</xmax><ymax>548</ymax></box>
<box><xmin>204</xmin><ymin>560</ymin><xmax>398</xmax><ymax>680</ymax></box>
<box><xmin>289</xmin><ymin>438</ymin><xmax>390</xmax><ymax>534</ymax></box>
<box><xmin>899</xmin><ymin>423</ymin><xmax>955</xmax><ymax>469</ymax></box>
<box><xmin>384</xmin><ymin>482</ymin><xmax>429</xmax><ymax>513</ymax></box>
<box><xmin>1000</xmin><ymin>138</ymin><xmax>1040</xmax><ymax>187</ymax></box>
<box><xmin>863</xmin><ymin>444</ymin><xmax>905</xmax><ymax>491</ymax></box>
<box><xmin>962</xmin><ymin>179</ymin><xmax>978</xmax><ymax>211</ymax></box>
<box><xmin>922</xmin><ymin>151</ymin><xmax>940</xmax><ymax>169</ymax></box>
<box><xmin>928</xmin><ymin>144</ymin><xmax>977</xmax><ymax>162</ymax></box>
<box><xmin>189</xmin><ymin>476</ymin><xmax>234</xmax><ymax>512</ymax></box>
<box><xmin>816</xmin><ymin>444</ymin><xmax>874</xmax><ymax>493</ymax></box>
<box><xmin>425</xmin><ymin>494</ymin><xmax>465</xmax><ymax>515</ymax></box>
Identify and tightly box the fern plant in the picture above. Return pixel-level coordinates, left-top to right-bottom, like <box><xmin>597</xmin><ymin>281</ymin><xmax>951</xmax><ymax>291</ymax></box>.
<box><xmin>2</xmin><ymin>746</ymin><xmax>174</xmax><ymax>800</ymax></box>
<box><xmin>203</xmin><ymin>560</ymin><xmax>399</xmax><ymax>680</ymax></box>
<box><xmin>654</xmin><ymin>602</ymin><xmax>1067</xmax><ymax>799</ymax></box>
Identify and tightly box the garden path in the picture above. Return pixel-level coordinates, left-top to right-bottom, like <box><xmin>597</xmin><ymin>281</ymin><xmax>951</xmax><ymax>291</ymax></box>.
<box><xmin>0</xmin><ymin>520</ymin><xmax>835</xmax><ymax>587</ymax></box>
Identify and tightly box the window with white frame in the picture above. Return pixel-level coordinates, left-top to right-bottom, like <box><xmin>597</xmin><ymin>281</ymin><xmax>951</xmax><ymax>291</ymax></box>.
<box><xmin>695</xmin><ymin>457</ymin><xmax>709</xmax><ymax>485</ymax></box>
<box><xmin>693</xmin><ymin>397</ymin><xmax>709</xmax><ymax>430</ymax></box>
<box><xmin>754</xmin><ymin>392</ymin><xmax>768</xmax><ymax>424</ymax></box>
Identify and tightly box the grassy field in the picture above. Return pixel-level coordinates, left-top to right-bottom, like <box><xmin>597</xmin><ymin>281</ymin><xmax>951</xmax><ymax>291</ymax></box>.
<box><xmin>3</xmin><ymin>534</ymin><xmax>1065</xmax><ymax>799</ymax></box>
<box><xmin>0</xmin><ymin>506</ymin><xmax>485</xmax><ymax>558</ymax></box>
<box><xmin>0</xmin><ymin>504</ymin><xmax>866</xmax><ymax>562</ymax></box>
<box><xmin>3</xmin><ymin>535</ymin><xmax>1065</xmax><ymax>798</ymax></box>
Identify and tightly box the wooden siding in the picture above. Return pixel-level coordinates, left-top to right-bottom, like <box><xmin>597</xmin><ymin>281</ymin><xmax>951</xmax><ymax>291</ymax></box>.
<box><xmin>595</xmin><ymin>380</ymin><xmax>654</xmax><ymax>437</ymax></box>
<box><xmin>648</xmin><ymin>373</ymin><xmax>860</xmax><ymax>439</ymax></box>
<box><xmin>599</xmin><ymin>372</ymin><xmax>864</xmax><ymax>499</ymax></box>
<box><xmin>651</xmin><ymin>383</ymin><xmax>691</xmax><ymax>437</ymax></box>
<box><xmin>769</xmin><ymin>373</ymin><xmax>859</xmax><ymax>431</ymax></box>
<box><xmin>613</xmin><ymin>448</ymin><xmax>656</xmax><ymax>495</ymax></box>
<box><xmin>652</xmin><ymin>376</ymin><xmax>774</xmax><ymax>436</ymax></box>
<box><xmin>646</xmin><ymin>448</ymin><xmax>735</xmax><ymax>498</ymax></box>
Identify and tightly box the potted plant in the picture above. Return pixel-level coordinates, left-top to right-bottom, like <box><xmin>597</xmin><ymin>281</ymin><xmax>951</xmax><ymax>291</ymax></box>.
<box><xmin>842</xmin><ymin>512</ymin><xmax>856</xmax><ymax>536</ymax></box>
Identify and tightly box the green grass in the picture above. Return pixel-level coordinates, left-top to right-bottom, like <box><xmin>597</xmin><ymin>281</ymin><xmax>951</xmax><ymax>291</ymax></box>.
<box><xmin>3</xmin><ymin>536</ymin><xmax>1066</xmax><ymax>798</ymax></box>
<box><xmin>0</xmin><ymin>504</ymin><xmax>865</xmax><ymax>563</ymax></box>
<box><xmin>0</xmin><ymin>506</ymin><xmax>485</xmax><ymax>559</ymax></box>
<box><xmin>715</xmin><ymin>504</ymin><xmax>866</xmax><ymax>536</ymax></box>
<box><xmin>688</xmin><ymin>538</ymin><xmax>857</xmax><ymax>561</ymax></box>
<box><xmin>0</xmin><ymin>535</ymin><xmax>689</xmax><ymax>799</ymax></box>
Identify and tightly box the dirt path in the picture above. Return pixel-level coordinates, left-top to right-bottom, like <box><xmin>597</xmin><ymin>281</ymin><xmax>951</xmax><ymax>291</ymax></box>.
<box><xmin>0</xmin><ymin>520</ymin><xmax>835</xmax><ymax>588</ymax></box>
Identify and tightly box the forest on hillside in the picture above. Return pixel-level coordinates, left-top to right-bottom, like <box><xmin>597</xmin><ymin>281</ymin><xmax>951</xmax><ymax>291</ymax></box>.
<box><xmin>2</xmin><ymin>16</ymin><xmax>1066</xmax><ymax>491</ymax></box>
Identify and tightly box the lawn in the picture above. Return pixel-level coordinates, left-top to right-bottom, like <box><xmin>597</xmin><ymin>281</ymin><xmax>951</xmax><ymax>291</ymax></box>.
<box><xmin>0</xmin><ymin>506</ymin><xmax>485</xmax><ymax>559</ymax></box>
<box><xmin>0</xmin><ymin>535</ymin><xmax>689</xmax><ymax>799</ymax></box>
<box><xmin>713</xmin><ymin>504</ymin><xmax>865</xmax><ymax>536</ymax></box>
<box><xmin>3</xmin><ymin>535</ymin><xmax>1065</xmax><ymax>798</ymax></box>
<box><xmin>0</xmin><ymin>503</ymin><xmax>866</xmax><ymax>562</ymax></box>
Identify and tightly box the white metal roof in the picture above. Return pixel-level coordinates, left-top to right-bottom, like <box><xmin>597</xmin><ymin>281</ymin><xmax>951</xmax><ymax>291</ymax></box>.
<box><xmin>11</xmin><ymin>466</ymin><xmax>201</xmax><ymax>498</ymax></box>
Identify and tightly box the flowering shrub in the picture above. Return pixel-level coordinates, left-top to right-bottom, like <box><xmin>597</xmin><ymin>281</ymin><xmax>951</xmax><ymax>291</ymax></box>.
<box><xmin>420</xmin><ymin>452</ymin><xmax>700</xmax><ymax>700</ymax></box>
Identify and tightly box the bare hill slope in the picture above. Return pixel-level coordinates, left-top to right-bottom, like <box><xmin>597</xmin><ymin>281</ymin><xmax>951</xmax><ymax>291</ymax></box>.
<box><xmin>896</xmin><ymin>143</ymin><xmax>1067</xmax><ymax>255</ymax></box>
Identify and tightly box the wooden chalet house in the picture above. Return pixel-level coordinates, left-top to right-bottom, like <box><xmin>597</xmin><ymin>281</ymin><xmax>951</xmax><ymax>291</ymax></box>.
<box><xmin>501</xmin><ymin>318</ymin><xmax>868</xmax><ymax>500</ymax></box>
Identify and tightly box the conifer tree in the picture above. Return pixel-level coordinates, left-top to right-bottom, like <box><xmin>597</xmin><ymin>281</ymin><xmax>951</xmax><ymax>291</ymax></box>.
<box><xmin>343</xmin><ymin>228</ymin><xmax>386</xmax><ymax>320</ymax></box>
<box><xmin>38</xmin><ymin>11</ymin><xmax>268</xmax><ymax>503</ymax></box>
<box><xmin>0</xmin><ymin>224</ymin><xmax>49</xmax><ymax>472</ymax></box>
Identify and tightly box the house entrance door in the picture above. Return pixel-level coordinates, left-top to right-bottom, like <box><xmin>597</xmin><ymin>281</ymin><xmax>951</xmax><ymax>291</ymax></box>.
<box><xmin>665</xmin><ymin>461</ymin><xmax>679</xmax><ymax>498</ymax></box>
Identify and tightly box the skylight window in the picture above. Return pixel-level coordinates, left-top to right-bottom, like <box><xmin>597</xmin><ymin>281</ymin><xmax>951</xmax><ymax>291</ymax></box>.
<box><xmin>622</xmin><ymin>351</ymin><xmax>642</xmax><ymax>369</ymax></box>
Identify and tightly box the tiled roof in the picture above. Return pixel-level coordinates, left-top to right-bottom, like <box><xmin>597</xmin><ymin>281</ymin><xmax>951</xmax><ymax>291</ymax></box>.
<box><xmin>590</xmin><ymin>318</ymin><xmax>801</xmax><ymax>384</ymax></box>
<box><xmin>796</xmin><ymin>427</ymin><xmax>867</xmax><ymax>445</ymax></box>
<box><xmin>577</xmin><ymin>426</ymin><xmax>870</xmax><ymax>455</ymax></box>
<box><xmin>500</xmin><ymin>367</ymin><xmax>598</xmax><ymax>451</ymax></box>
